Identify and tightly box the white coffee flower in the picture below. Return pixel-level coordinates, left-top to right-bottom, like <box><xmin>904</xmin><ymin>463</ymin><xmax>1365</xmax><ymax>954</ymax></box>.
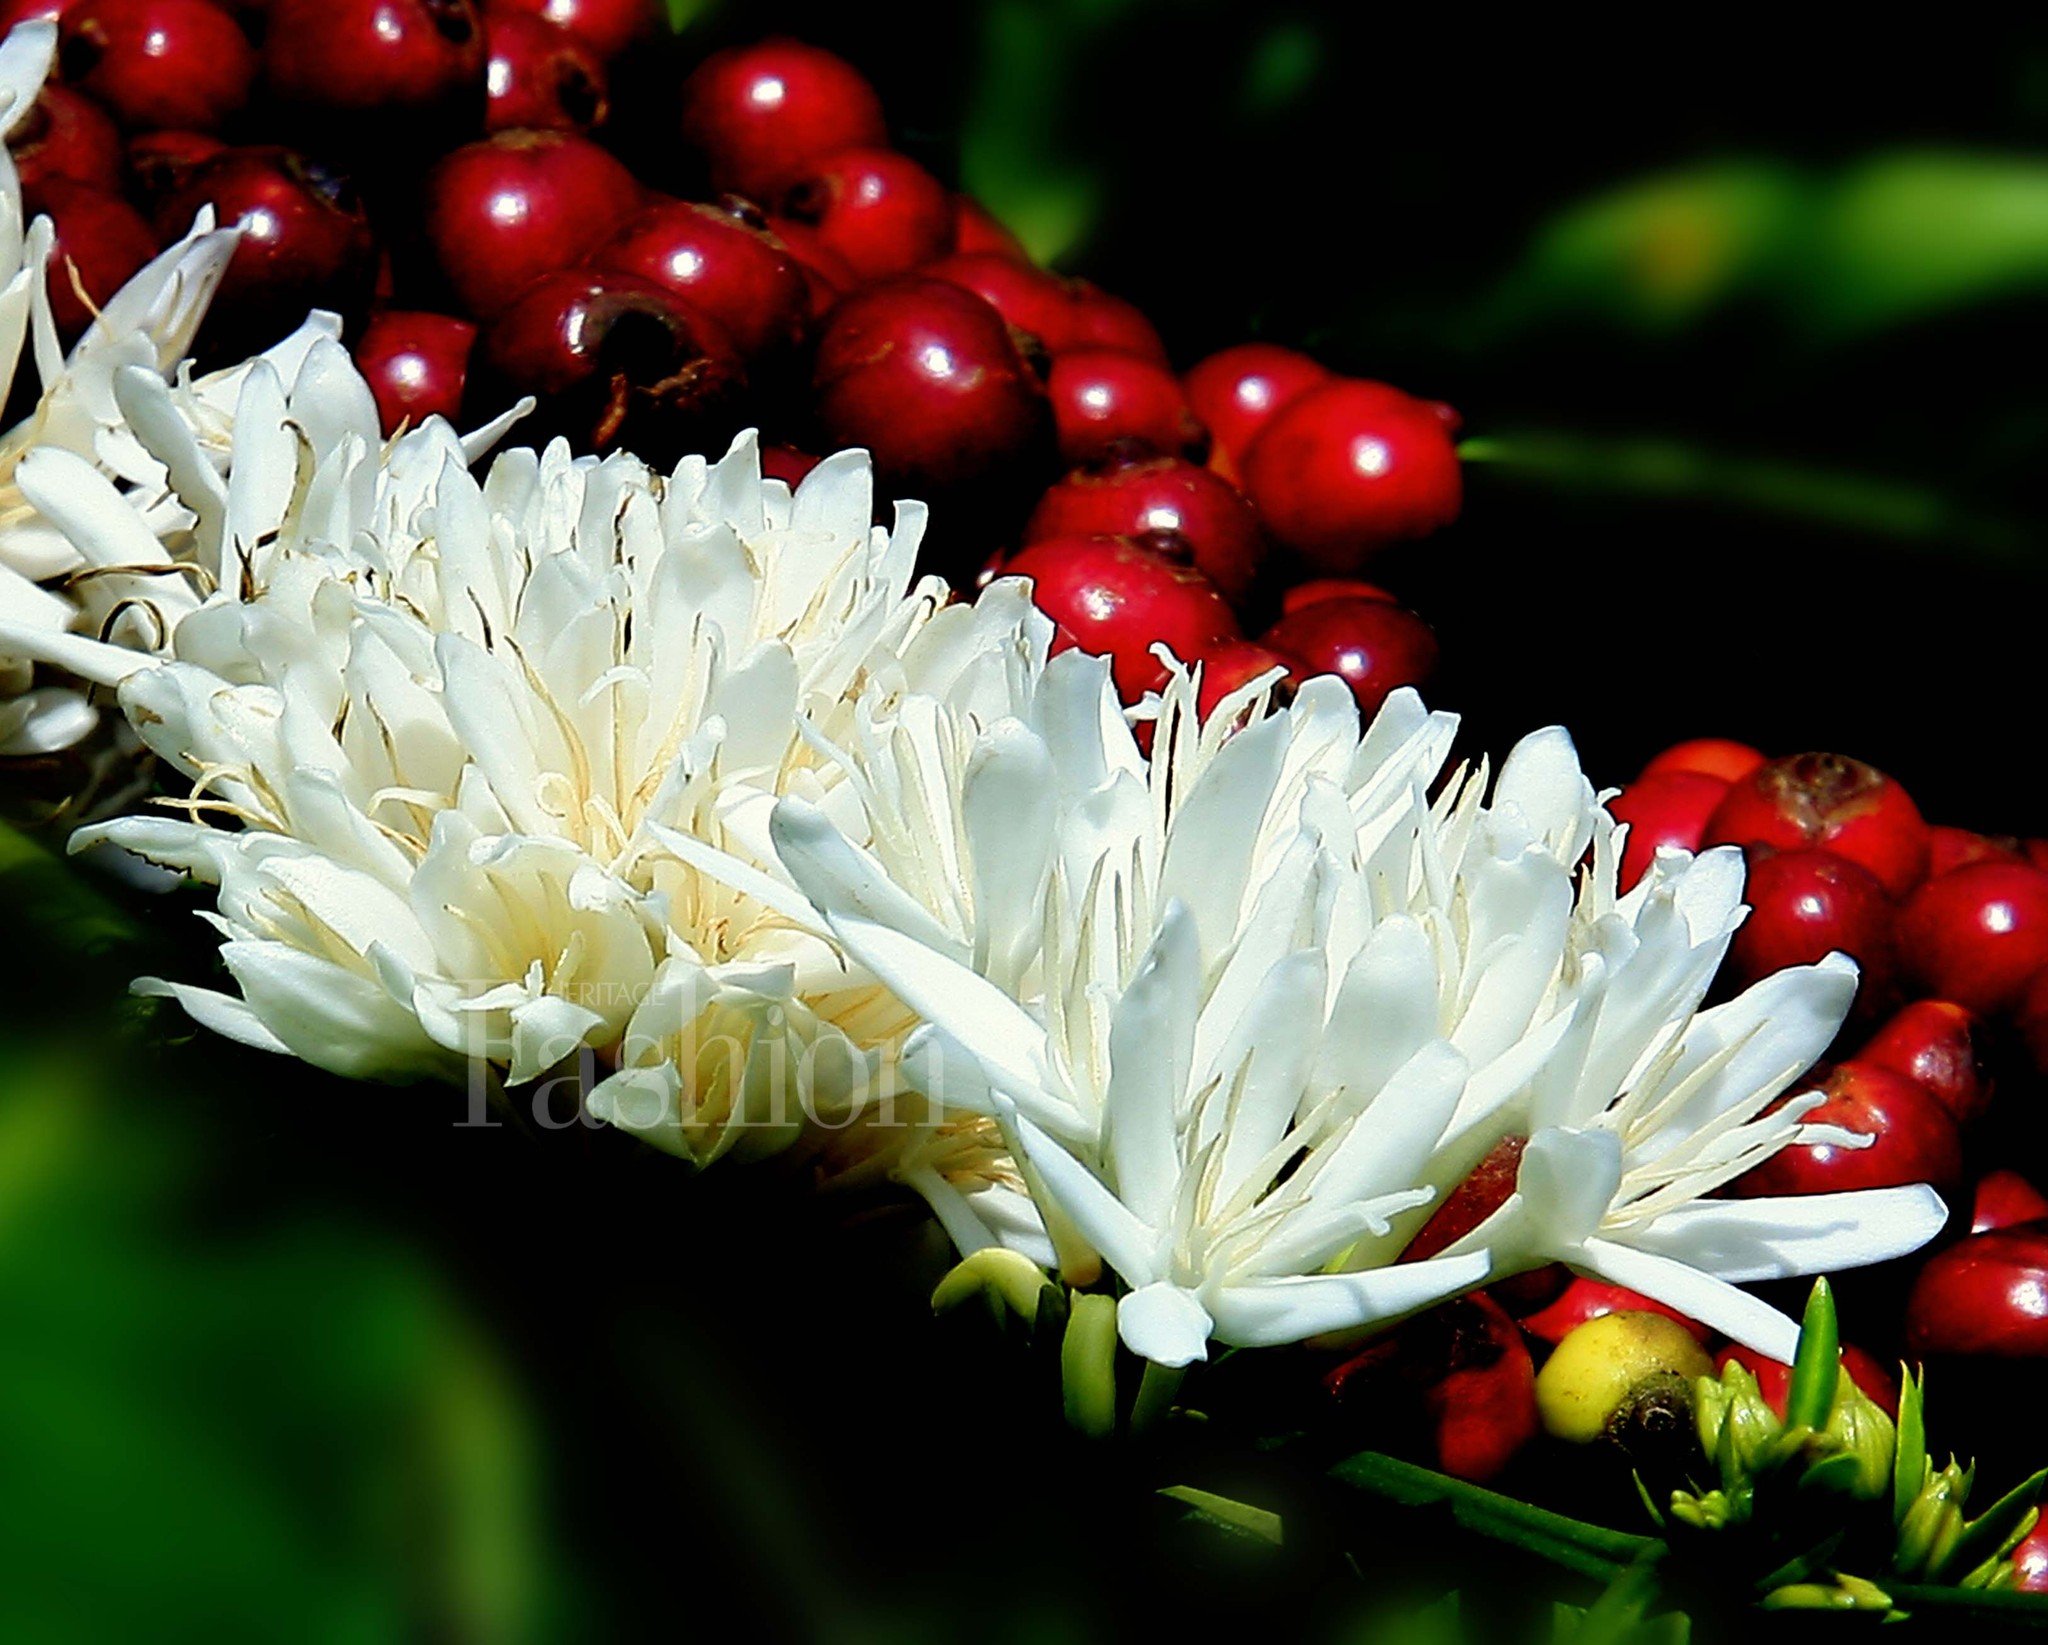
<box><xmin>769</xmin><ymin>663</ymin><xmax>1948</xmax><ymax>1367</ymax></box>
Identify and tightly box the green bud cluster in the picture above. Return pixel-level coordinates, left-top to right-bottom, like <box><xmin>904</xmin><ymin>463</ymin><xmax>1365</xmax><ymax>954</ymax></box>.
<box><xmin>1664</xmin><ymin>1280</ymin><xmax>2047</xmax><ymax>1611</ymax></box>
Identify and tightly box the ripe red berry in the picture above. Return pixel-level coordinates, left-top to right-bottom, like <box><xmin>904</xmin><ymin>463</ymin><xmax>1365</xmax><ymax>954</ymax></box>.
<box><xmin>1713</xmin><ymin>1342</ymin><xmax>1899</xmax><ymax>1419</ymax></box>
<box><xmin>1895</xmin><ymin>862</ymin><xmax>2048</xmax><ymax>1017</ymax></box>
<box><xmin>1240</xmin><ymin>379</ymin><xmax>1464</xmax><ymax>570</ymax></box>
<box><xmin>421</xmin><ymin>129</ymin><xmax>643</xmax><ymax>319</ymax></box>
<box><xmin>353</xmin><ymin>308</ymin><xmax>476</xmax><ymax>434</ymax></box>
<box><xmin>469</xmin><ymin>268</ymin><xmax>744</xmax><ymax>460</ymax></box>
<box><xmin>767</xmin><ymin>214</ymin><xmax>856</xmax><ymax>316</ymax></box>
<box><xmin>1259</xmin><ymin>595</ymin><xmax>1439</xmax><ymax>721</ymax></box>
<box><xmin>1003</xmin><ymin>534</ymin><xmax>1239</xmax><ymax>703</ymax></box>
<box><xmin>1279</xmin><ymin>576</ymin><xmax>1397</xmax><ymax>613</ymax></box>
<box><xmin>1973</xmin><ymin>1171</ymin><xmax>2048</xmax><ymax>1235</ymax></box>
<box><xmin>1046</xmin><ymin>348</ymin><xmax>1207</xmax><ymax>467</ymax></box>
<box><xmin>1193</xmin><ymin>639</ymin><xmax>1295</xmax><ymax>723</ymax></box>
<box><xmin>776</xmin><ymin>146</ymin><xmax>952</xmax><ymax>283</ymax></box>
<box><xmin>2021</xmin><ymin>968</ymin><xmax>2048</xmax><ymax>1075</ymax></box>
<box><xmin>1023</xmin><ymin>456</ymin><xmax>1264</xmax><ymax>605</ymax></box>
<box><xmin>950</xmin><ymin>193</ymin><xmax>1023</xmax><ymax>259</ymax></box>
<box><xmin>1606</xmin><ymin>770</ymin><xmax>1730</xmax><ymax>892</ymax></box>
<box><xmin>1724</xmin><ymin>847</ymin><xmax>1896</xmax><ymax>1000</ymax></box>
<box><xmin>2017</xmin><ymin>1508</ymin><xmax>2048</xmax><ymax>1593</ymax></box>
<box><xmin>57</xmin><ymin>0</ymin><xmax>256</xmax><ymax>132</ymax></box>
<box><xmin>921</xmin><ymin>251</ymin><xmax>1165</xmax><ymax>362</ymax></box>
<box><xmin>1704</xmin><ymin>752</ymin><xmax>1930</xmax><ymax>899</ymax></box>
<box><xmin>1926</xmin><ymin>824</ymin><xmax>2023</xmax><ymax>878</ymax></box>
<box><xmin>261</xmin><ymin>0</ymin><xmax>485</xmax><ymax>147</ymax></box>
<box><xmin>591</xmin><ymin>198</ymin><xmax>808</xmax><ymax>360</ymax></box>
<box><xmin>0</xmin><ymin>0</ymin><xmax>74</xmax><ymax>26</ymax></box>
<box><xmin>1860</xmin><ymin>999</ymin><xmax>1993</xmax><ymax>1128</ymax></box>
<box><xmin>7</xmin><ymin>85</ymin><xmax>123</xmax><ymax>199</ymax></box>
<box><xmin>1182</xmin><ymin>343</ymin><xmax>1329</xmax><ymax>480</ymax></box>
<box><xmin>485</xmin><ymin>0</ymin><xmax>653</xmax><ymax>63</ymax></box>
<box><xmin>155</xmin><ymin>146</ymin><xmax>378</xmax><ymax>354</ymax></box>
<box><xmin>811</xmin><ymin>276</ymin><xmax>1051</xmax><ymax>503</ymax></box>
<box><xmin>1638</xmin><ymin>737</ymin><xmax>1766</xmax><ymax>786</ymax></box>
<box><xmin>677</xmin><ymin>38</ymin><xmax>886</xmax><ymax>202</ymax></box>
<box><xmin>1904</xmin><ymin>1221</ymin><xmax>2048</xmax><ymax>1358</ymax></box>
<box><xmin>33</xmin><ymin>178</ymin><xmax>156</xmax><ymax>337</ymax></box>
<box><xmin>122</xmin><ymin>127</ymin><xmax>224</xmax><ymax>211</ymax></box>
<box><xmin>483</xmin><ymin>8</ymin><xmax>607</xmax><ymax>132</ymax></box>
<box><xmin>1520</xmin><ymin>1278</ymin><xmax>1709</xmax><ymax>1347</ymax></box>
<box><xmin>1733</xmin><ymin>1061</ymin><xmax>1963</xmax><ymax>1200</ymax></box>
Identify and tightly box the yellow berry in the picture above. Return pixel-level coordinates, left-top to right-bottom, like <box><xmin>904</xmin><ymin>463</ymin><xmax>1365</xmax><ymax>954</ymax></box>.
<box><xmin>1535</xmin><ymin>1311</ymin><xmax>1713</xmax><ymax>1445</ymax></box>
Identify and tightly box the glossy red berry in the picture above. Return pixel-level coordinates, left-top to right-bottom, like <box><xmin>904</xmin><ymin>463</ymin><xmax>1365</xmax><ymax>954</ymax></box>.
<box><xmin>1193</xmin><ymin>639</ymin><xmax>1296</xmax><ymax>723</ymax></box>
<box><xmin>1904</xmin><ymin>1221</ymin><xmax>2048</xmax><ymax>1358</ymax></box>
<box><xmin>1973</xmin><ymin>1171</ymin><xmax>2048</xmax><ymax>1235</ymax></box>
<box><xmin>2021</xmin><ymin>968</ymin><xmax>2048</xmax><ymax>1075</ymax></box>
<box><xmin>2016</xmin><ymin>1507</ymin><xmax>2048</xmax><ymax>1593</ymax></box>
<box><xmin>483</xmin><ymin>7</ymin><xmax>607</xmax><ymax>132</ymax></box>
<box><xmin>1521</xmin><ymin>1279</ymin><xmax>1709</xmax><ymax>1347</ymax></box>
<box><xmin>469</xmin><ymin>268</ymin><xmax>743</xmax><ymax>460</ymax></box>
<box><xmin>1182</xmin><ymin>343</ymin><xmax>1329</xmax><ymax>480</ymax></box>
<box><xmin>767</xmin><ymin>215</ymin><xmax>856</xmax><ymax>316</ymax></box>
<box><xmin>1895</xmin><ymin>862</ymin><xmax>2048</xmax><ymax>1017</ymax></box>
<box><xmin>1733</xmin><ymin>1061</ymin><xmax>1963</xmax><ymax>1199</ymax></box>
<box><xmin>33</xmin><ymin>178</ymin><xmax>155</xmax><ymax>337</ymax></box>
<box><xmin>1279</xmin><ymin>576</ymin><xmax>1397</xmax><ymax>613</ymax></box>
<box><xmin>921</xmin><ymin>252</ymin><xmax>1165</xmax><ymax>362</ymax></box>
<box><xmin>677</xmin><ymin>38</ymin><xmax>886</xmax><ymax>202</ymax></box>
<box><xmin>8</xmin><ymin>85</ymin><xmax>123</xmax><ymax>199</ymax></box>
<box><xmin>1046</xmin><ymin>348</ymin><xmax>1206</xmax><ymax>467</ymax></box>
<box><xmin>1860</xmin><ymin>999</ymin><xmax>1993</xmax><ymax>1128</ymax></box>
<box><xmin>122</xmin><ymin>127</ymin><xmax>224</xmax><ymax>211</ymax></box>
<box><xmin>1004</xmin><ymin>534</ymin><xmax>1239</xmax><ymax>703</ymax></box>
<box><xmin>57</xmin><ymin>0</ymin><xmax>256</xmax><ymax>132</ymax></box>
<box><xmin>1606</xmin><ymin>771</ymin><xmax>1730</xmax><ymax>892</ymax></box>
<box><xmin>776</xmin><ymin>146</ymin><xmax>952</xmax><ymax>283</ymax></box>
<box><xmin>1704</xmin><ymin>753</ymin><xmax>1929</xmax><ymax>899</ymax></box>
<box><xmin>1241</xmin><ymin>379</ymin><xmax>1463</xmax><ymax>570</ymax></box>
<box><xmin>1260</xmin><ymin>595</ymin><xmax>1438</xmax><ymax>721</ymax></box>
<box><xmin>353</xmin><ymin>309</ymin><xmax>476</xmax><ymax>434</ymax></box>
<box><xmin>591</xmin><ymin>199</ymin><xmax>808</xmax><ymax>359</ymax></box>
<box><xmin>950</xmin><ymin>193</ymin><xmax>1024</xmax><ymax>259</ymax></box>
<box><xmin>1724</xmin><ymin>847</ymin><xmax>1896</xmax><ymax>1000</ymax></box>
<box><xmin>421</xmin><ymin>129</ymin><xmax>642</xmax><ymax>319</ymax></box>
<box><xmin>1638</xmin><ymin>737</ymin><xmax>1766</xmax><ymax>786</ymax></box>
<box><xmin>1713</xmin><ymin>1342</ymin><xmax>1899</xmax><ymax>1419</ymax></box>
<box><xmin>1023</xmin><ymin>456</ymin><xmax>1264</xmax><ymax>606</ymax></box>
<box><xmin>1926</xmin><ymin>824</ymin><xmax>2024</xmax><ymax>878</ymax></box>
<box><xmin>156</xmin><ymin>146</ymin><xmax>378</xmax><ymax>353</ymax></box>
<box><xmin>811</xmin><ymin>276</ymin><xmax>1051</xmax><ymax>502</ymax></box>
<box><xmin>485</xmin><ymin>0</ymin><xmax>653</xmax><ymax>62</ymax></box>
<box><xmin>0</xmin><ymin>0</ymin><xmax>75</xmax><ymax>26</ymax></box>
<box><xmin>261</xmin><ymin>0</ymin><xmax>485</xmax><ymax>145</ymax></box>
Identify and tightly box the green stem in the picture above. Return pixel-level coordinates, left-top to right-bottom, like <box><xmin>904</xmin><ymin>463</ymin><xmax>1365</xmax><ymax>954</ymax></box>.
<box><xmin>1129</xmin><ymin>1360</ymin><xmax>1185</xmax><ymax>1437</ymax></box>
<box><xmin>1457</xmin><ymin>431</ymin><xmax>2027</xmax><ymax>560</ymax></box>
<box><xmin>1331</xmin><ymin>1451</ymin><xmax>1662</xmax><ymax>1582</ymax></box>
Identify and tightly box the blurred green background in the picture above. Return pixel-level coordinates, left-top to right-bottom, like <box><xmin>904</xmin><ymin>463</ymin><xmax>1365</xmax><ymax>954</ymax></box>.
<box><xmin>9</xmin><ymin>3</ymin><xmax>2048</xmax><ymax>1639</ymax></box>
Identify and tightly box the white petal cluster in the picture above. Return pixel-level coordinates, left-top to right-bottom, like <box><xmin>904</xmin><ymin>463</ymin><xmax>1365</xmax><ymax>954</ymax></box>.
<box><xmin>771</xmin><ymin>666</ymin><xmax>1949</xmax><ymax>1367</ymax></box>
<box><xmin>0</xmin><ymin>19</ymin><xmax>250</xmax><ymax>760</ymax></box>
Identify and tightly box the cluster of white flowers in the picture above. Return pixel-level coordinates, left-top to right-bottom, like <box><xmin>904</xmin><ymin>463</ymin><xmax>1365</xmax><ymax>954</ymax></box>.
<box><xmin>1</xmin><ymin>11</ymin><xmax>1947</xmax><ymax>1369</ymax></box>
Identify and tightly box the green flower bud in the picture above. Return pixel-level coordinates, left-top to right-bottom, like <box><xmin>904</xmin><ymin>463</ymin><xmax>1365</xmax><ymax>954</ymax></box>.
<box><xmin>1821</xmin><ymin>1381</ymin><xmax>1898</xmax><ymax>1503</ymax></box>
<box><xmin>1896</xmin><ymin>1461</ymin><xmax>1970</xmax><ymax>1579</ymax></box>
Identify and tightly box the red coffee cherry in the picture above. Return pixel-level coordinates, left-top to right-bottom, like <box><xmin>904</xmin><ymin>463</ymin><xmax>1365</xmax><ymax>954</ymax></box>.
<box><xmin>1905</xmin><ymin>1221</ymin><xmax>2048</xmax><ymax>1358</ymax></box>
<box><xmin>1004</xmin><ymin>533</ymin><xmax>1239</xmax><ymax>704</ymax></box>
<box><xmin>353</xmin><ymin>308</ymin><xmax>476</xmax><ymax>434</ymax></box>
<box><xmin>1024</xmin><ymin>455</ymin><xmax>1264</xmax><ymax>606</ymax></box>
<box><xmin>483</xmin><ymin>7</ymin><xmax>608</xmax><ymax>133</ymax></box>
<box><xmin>1638</xmin><ymin>737</ymin><xmax>1766</xmax><ymax>786</ymax></box>
<box><xmin>1046</xmin><ymin>348</ymin><xmax>1207</xmax><ymax>467</ymax></box>
<box><xmin>1192</xmin><ymin>639</ymin><xmax>1296</xmax><ymax>723</ymax></box>
<box><xmin>8</xmin><ymin>84</ymin><xmax>123</xmax><ymax>198</ymax></box>
<box><xmin>1704</xmin><ymin>752</ymin><xmax>1930</xmax><ymax>899</ymax></box>
<box><xmin>591</xmin><ymin>198</ymin><xmax>810</xmax><ymax>360</ymax></box>
<box><xmin>1182</xmin><ymin>342</ymin><xmax>1329</xmax><ymax>480</ymax></box>
<box><xmin>1859</xmin><ymin>999</ymin><xmax>1993</xmax><ymax>1128</ymax></box>
<box><xmin>1972</xmin><ymin>1171</ymin><xmax>2048</xmax><ymax>1235</ymax></box>
<box><xmin>261</xmin><ymin>0</ymin><xmax>486</xmax><ymax>147</ymax></box>
<box><xmin>1606</xmin><ymin>770</ymin><xmax>1731</xmax><ymax>891</ymax></box>
<box><xmin>57</xmin><ymin>0</ymin><xmax>256</xmax><ymax>132</ymax></box>
<box><xmin>1240</xmin><ymin>378</ymin><xmax>1464</xmax><ymax>570</ymax></box>
<box><xmin>1895</xmin><ymin>861</ymin><xmax>2048</xmax><ymax>1017</ymax></box>
<box><xmin>776</xmin><ymin>145</ymin><xmax>953</xmax><ymax>283</ymax></box>
<box><xmin>677</xmin><ymin>38</ymin><xmax>886</xmax><ymax>201</ymax></box>
<box><xmin>33</xmin><ymin>178</ymin><xmax>156</xmax><ymax>337</ymax></box>
<box><xmin>1259</xmin><ymin>595</ymin><xmax>1439</xmax><ymax>722</ymax></box>
<box><xmin>1723</xmin><ymin>847</ymin><xmax>1897</xmax><ymax>1001</ymax></box>
<box><xmin>1733</xmin><ymin>1061</ymin><xmax>1963</xmax><ymax>1200</ymax></box>
<box><xmin>485</xmin><ymin>0</ymin><xmax>654</xmax><ymax>63</ymax></box>
<box><xmin>949</xmin><ymin>193</ymin><xmax>1024</xmax><ymax>259</ymax></box>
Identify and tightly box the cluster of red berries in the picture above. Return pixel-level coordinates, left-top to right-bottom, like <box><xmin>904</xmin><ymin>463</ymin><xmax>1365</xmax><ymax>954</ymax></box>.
<box><xmin>4</xmin><ymin>9</ymin><xmax>1461</xmax><ymax>723</ymax></box>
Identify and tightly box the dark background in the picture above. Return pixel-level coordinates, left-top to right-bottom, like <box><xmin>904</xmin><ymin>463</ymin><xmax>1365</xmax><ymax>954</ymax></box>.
<box><xmin>7</xmin><ymin>4</ymin><xmax>2048</xmax><ymax>1640</ymax></box>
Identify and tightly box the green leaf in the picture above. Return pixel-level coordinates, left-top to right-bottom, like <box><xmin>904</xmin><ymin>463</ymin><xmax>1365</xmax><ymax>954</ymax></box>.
<box><xmin>1943</xmin><ymin>1467</ymin><xmax>2048</xmax><ymax>1584</ymax></box>
<box><xmin>1159</xmin><ymin>1485</ymin><xmax>1284</xmax><ymax>1546</ymax></box>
